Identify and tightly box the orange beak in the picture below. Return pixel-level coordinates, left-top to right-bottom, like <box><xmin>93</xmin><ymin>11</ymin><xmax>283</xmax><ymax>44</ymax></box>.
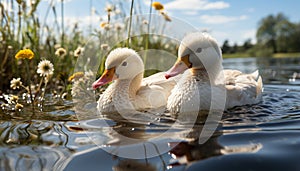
<box><xmin>92</xmin><ymin>67</ymin><xmax>116</xmax><ymax>89</ymax></box>
<box><xmin>165</xmin><ymin>55</ymin><xmax>191</xmax><ymax>79</ymax></box>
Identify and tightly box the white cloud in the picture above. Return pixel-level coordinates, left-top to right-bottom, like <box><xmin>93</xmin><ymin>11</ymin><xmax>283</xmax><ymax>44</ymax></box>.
<box><xmin>211</xmin><ymin>29</ymin><xmax>257</xmax><ymax>45</ymax></box>
<box><xmin>210</xmin><ymin>31</ymin><xmax>230</xmax><ymax>44</ymax></box>
<box><xmin>165</xmin><ymin>0</ymin><xmax>230</xmax><ymax>10</ymax></box>
<box><xmin>246</xmin><ymin>8</ymin><xmax>255</xmax><ymax>13</ymax></box>
<box><xmin>241</xmin><ymin>29</ymin><xmax>257</xmax><ymax>43</ymax></box>
<box><xmin>199</xmin><ymin>15</ymin><xmax>248</xmax><ymax>24</ymax></box>
<box><xmin>182</xmin><ymin>10</ymin><xmax>199</xmax><ymax>16</ymax></box>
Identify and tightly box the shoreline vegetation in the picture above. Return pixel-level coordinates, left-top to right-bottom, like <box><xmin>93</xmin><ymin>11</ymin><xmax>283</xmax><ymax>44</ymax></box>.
<box><xmin>223</xmin><ymin>52</ymin><xmax>300</xmax><ymax>58</ymax></box>
<box><xmin>221</xmin><ymin>13</ymin><xmax>300</xmax><ymax>59</ymax></box>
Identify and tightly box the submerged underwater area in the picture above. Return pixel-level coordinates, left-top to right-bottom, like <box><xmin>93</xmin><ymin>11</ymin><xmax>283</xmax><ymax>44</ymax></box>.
<box><xmin>0</xmin><ymin>57</ymin><xmax>300</xmax><ymax>170</ymax></box>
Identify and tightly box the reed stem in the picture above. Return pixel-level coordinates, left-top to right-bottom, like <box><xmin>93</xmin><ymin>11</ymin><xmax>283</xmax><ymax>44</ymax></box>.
<box><xmin>61</xmin><ymin>0</ymin><xmax>65</xmax><ymax>46</ymax></box>
<box><xmin>127</xmin><ymin>0</ymin><xmax>134</xmax><ymax>48</ymax></box>
<box><xmin>25</xmin><ymin>60</ymin><xmax>35</xmax><ymax>112</ymax></box>
<box><xmin>144</xmin><ymin>0</ymin><xmax>153</xmax><ymax>65</ymax></box>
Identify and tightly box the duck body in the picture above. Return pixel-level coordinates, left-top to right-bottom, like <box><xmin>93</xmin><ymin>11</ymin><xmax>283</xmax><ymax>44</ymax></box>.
<box><xmin>165</xmin><ymin>32</ymin><xmax>263</xmax><ymax>115</ymax></box>
<box><xmin>224</xmin><ymin>69</ymin><xmax>262</xmax><ymax>109</ymax></box>
<box><xmin>93</xmin><ymin>48</ymin><xmax>178</xmax><ymax>114</ymax></box>
<box><xmin>167</xmin><ymin>69</ymin><xmax>262</xmax><ymax>115</ymax></box>
<box><xmin>98</xmin><ymin>72</ymin><xmax>177</xmax><ymax>114</ymax></box>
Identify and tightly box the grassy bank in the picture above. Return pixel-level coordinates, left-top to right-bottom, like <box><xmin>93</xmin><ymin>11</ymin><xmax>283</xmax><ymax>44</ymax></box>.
<box><xmin>223</xmin><ymin>52</ymin><xmax>300</xmax><ymax>58</ymax></box>
<box><xmin>273</xmin><ymin>53</ymin><xmax>300</xmax><ymax>58</ymax></box>
<box><xmin>222</xmin><ymin>53</ymin><xmax>251</xmax><ymax>58</ymax></box>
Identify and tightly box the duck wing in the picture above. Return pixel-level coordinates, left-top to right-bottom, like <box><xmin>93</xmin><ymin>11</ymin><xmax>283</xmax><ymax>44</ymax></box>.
<box><xmin>224</xmin><ymin>70</ymin><xmax>263</xmax><ymax>109</ymax></box>
<box><xmin>134</xmin><ymin>72</ymin><xmax>180</xmax><ymax>110</ymax></box>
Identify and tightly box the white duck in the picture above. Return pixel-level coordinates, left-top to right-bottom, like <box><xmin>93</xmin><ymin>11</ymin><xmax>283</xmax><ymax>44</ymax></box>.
<box><xmin>165</xmin><ymin>32</ymin><xmax>263</xmax><ymax>115</ymax></box>
<box><xmin>92</xmin><ymin>48</ymin><xmax>178</xmax><ymax>114</ymax></box>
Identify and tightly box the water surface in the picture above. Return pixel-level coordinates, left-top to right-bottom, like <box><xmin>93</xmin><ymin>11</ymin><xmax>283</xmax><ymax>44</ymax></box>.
<box><xmin>1</xmin><ymin>57</ymin><xmax>300</xmax><ymax>171</ymax></box>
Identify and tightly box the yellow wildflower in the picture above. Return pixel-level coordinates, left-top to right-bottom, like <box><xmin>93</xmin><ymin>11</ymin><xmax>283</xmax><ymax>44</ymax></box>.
<box><xmin>15</xmin><ymin>49</ymin><xmax>34</xmax><ymax>60</ymax></box>
<box><xmin>100</xmin><ymin>22</ymin><xmax>108</xmax><ymax>28</ymax></box>
<box><xmin>152</xmin><ymin>2</ymin><xmax>164</xmax><ymax>10</ymax></box>
<box><xmin>68</xmin><ymin>72</ymin><xmax>84</xmax><ymax>82</ymax></box>
<box><xmin>16</xmin><ymin>0</ymin><xmax>22</xmax><ymax>5</ymax></box>
<box><xmin>15</xmin><ymin>103</ymin><xmax>24</xmax><ymax>111</ymax></box>
<box><xmin>1</xmin><ymin>103</ymin><xmax>9</xmax><ymax>109</ymax></box>
<box><xmin>10</xmin><ymin>95</ymin><xmax>19</xmax><ymax>103</ymax></box>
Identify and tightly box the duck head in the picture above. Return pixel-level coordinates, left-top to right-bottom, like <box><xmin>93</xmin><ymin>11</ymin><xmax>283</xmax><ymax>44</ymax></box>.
<box><xmin>165</xmin><ymin>32</ymin><xmax>222</xmax><ymax>80</ymax></box>
<box><xmin>92</xmin><ymin>48</ymin><xmax>144</xmax><ymax>89</ymax></box>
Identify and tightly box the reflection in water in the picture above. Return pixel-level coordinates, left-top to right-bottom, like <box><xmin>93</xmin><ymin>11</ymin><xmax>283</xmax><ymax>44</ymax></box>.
<box><xmin>223</xmin><ymin>57</ymin><xmax>300</xmax><ymax>85</ymax></box>
<box><xmin>113</xmin><ymin>160</ymin><xmax>156</xmax><ymax>171</ymax></box>
<box><xmin>168</xmin><ymin>135</ymin><xmax>222</xmax><ymax>166</ymax></box>
<box><xmin>0</xmin><ymin>146</ymin><xmax>71</xmax><ymax>170</ymax></box>
<box><xmin>0</xmin><ymin>120</ymin><xmax>74</xmax><ymax>170</ymax></box>
<box><xmin>220</xmin><ymin>143</ymin><xmax>262</xmax><ymax>154</ymax></box>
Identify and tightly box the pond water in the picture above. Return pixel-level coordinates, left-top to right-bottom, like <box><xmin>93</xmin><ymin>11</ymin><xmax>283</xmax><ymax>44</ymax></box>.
<box><xmin>1</xmin><ymin>57</ymin><xmax>300</xmax><ymax>171</ymax></box>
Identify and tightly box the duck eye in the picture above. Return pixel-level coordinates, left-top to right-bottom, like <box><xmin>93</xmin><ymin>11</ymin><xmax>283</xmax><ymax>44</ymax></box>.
<box><xmin>122</xmin><ymin>61</ymin><xmax>127</xmax><ymax>66</ymax></box>
<box><xmin>196</xmin><ymin>47</ymin><xmax>202</xmax><ymax>53</ymax></box>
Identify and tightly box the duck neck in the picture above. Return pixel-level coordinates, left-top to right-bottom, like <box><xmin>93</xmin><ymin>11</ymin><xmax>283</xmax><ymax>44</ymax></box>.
<box><xmin>129</xmin><ymin>72</ymin><xmax>143</xmax><ymax>98</ymax></box>
<box><xmin>115</xmin><ymin>72</ymin><xmax>143</xmax><ymax>99</ymax></box>
<box><xmin>191</xmin><ymin>65</ymin><xmax>221</xmax><ymax>84</ymax></box>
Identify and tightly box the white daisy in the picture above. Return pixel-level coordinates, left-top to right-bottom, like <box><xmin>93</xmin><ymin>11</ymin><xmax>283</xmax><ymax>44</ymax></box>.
<box><xmin>55</xmin><ymin>47</ymin><xmax>67</xmax><ymax>57</ymax></box>
<box><xmin>37</xmin><ymin>60</ymin><xmax>54</xmax><ymax>77</ymax></box>
<box><xmin>10</xmin><ymin>78</ymin><xmax>23</xmax><ymax>90</ymax></box>
<box><xmin>101</xmin><ymin>44</ymin><xmax>110</xmax><ymax>50</ymax></box>
<box><xmin>74</xmin><ymin>46</ymin><xmax>84</xmax><ymax>57</ymax></box>
<box><xmin>105</xmin><ymin>4</ymin><xmax>114</xmax><ymax>13</ymax></box>
<box><xmin>142</xmin><ymin>20</ymin><xmax>148</xmax><ymax>25</ymax></box>
<box><xmin>115</xmin><ymin>23</ymin><xmax>123</xmax><ymax>31</ymax></box>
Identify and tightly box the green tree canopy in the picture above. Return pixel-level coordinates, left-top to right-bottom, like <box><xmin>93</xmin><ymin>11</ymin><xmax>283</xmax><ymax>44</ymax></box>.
<box><xmin>221</xmin><ymin>40</ymin><xmax>231</xmax><ymax>53</ymax></box>
<box><xmin>256</xmin><ymin>13</ymin><xmax>300</xmax><ymax>53</ymax></box>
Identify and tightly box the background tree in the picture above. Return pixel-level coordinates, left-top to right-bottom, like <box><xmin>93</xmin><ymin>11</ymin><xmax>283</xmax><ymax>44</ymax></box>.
<box><xmin>231</xmin><ymin>43</ymin><xmax>238</xmax><ymax>53</ymax></box>
<box><xmin>256</xmin><ymin>13</ymin><xmax>289</xmax><ymax>53</ymax></box>
<box><xmin>275</xmin><ymin>19</ymin><xmax>296</xmax><ymax>52</ymax></box>
<box><xmin>288</xmin><ymin>23</ymin><xmax>300</xmax><ymax>52</ymax></box>
<box><xmin>221</xmin><ymin>40</ymin><xmax>231</xmax><ymax>53</ymax></box>
<box><xmin>243</xmin><ymin>39</ymin><xmax>253</xmax><ymax>51</ymax></box>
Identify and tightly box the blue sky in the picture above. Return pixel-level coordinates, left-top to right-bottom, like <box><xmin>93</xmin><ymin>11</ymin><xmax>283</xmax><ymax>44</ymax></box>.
<box><xmin>33</xmin><ymin>0</ymin><xmax>300</xmax><ymax>45</ymax></box>
<box><xmin>162</xmin><ymin>0</ymin><xmax>300</xmax><ymax>45</ymax></box>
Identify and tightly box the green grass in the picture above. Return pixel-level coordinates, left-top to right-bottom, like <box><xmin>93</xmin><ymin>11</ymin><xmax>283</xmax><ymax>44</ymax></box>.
<box><xmin>273</xmin><ymin>52</ymin><xmax>300</xmax><ymax>58</ymax></box>
<box><xmin>0</xmin><ymin>1</ymin><xmax>175</xmax><ymax>92</ymax></box>
<box><xmin>222</xmin><ymin>53</ymin><xmax>251</xmax><ymax>58</ymax></box>
<box><xmin>223</xmin><ymin>52</ymin><xmax>300</xmax><ymax>58</ymax></box>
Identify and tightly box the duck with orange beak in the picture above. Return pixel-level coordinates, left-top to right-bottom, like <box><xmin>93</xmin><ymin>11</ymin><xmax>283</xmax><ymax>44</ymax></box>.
<box><xmin>165</xmin><ymin>32</ymin><xmax>263</xmax><ymax>115</ymax></box>
<box><xmin>92</xmin><ymin>48</ymin><xmax>178</xmax><ymax>114</ymax></box>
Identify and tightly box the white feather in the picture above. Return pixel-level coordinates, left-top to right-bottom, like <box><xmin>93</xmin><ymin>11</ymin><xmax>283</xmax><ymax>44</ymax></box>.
<box><xmin>167</xmin><ymin>33</ymin><xmax>263</xmax><ymax>115</ymax></box>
